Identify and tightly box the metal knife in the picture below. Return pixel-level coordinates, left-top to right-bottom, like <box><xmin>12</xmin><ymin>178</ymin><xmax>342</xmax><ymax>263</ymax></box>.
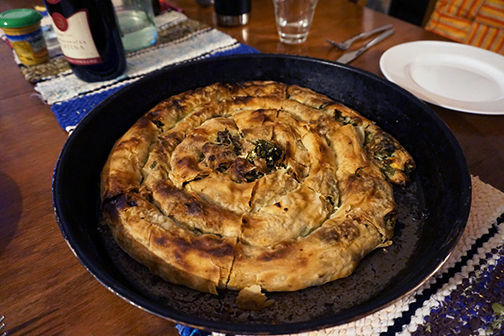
<box><xmin>336</xmin><ymin>28</ymin><xmax>395</xmax><ymax>64</ymax></box>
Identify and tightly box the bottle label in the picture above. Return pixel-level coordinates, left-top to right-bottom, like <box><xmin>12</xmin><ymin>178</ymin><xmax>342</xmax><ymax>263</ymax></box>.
<box><xmin>52</xmin><ymin>10</ymin><xmax>102</xmax><ymax>65</ymax></box>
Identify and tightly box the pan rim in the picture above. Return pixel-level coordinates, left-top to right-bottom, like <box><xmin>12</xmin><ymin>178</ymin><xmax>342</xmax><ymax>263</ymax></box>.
<box><xmin>52</xmin><ymin>53</ymin><xmax>472</xmax><ymax>334</ymax></box>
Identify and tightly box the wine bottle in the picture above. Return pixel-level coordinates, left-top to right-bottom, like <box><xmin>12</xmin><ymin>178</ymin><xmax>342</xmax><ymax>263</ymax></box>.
<box><xmin>43</xmin><ymin>0</ymin><xmax>126</xmax><ymax>82</ymax></box>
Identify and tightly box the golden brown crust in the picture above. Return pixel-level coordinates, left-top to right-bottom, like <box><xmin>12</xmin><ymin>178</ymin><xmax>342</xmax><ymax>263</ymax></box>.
<box><xmin>102</xmin><ymin>192</ymin><xmax>236</xmax><ymax>294</ymax></box>
<box><xmin>100</xmin><ymin>81</ymin><xmax>414</xmax><ymax>294</ymax></box>
<box><xmin>228</xmin><ymin>208</ymin><xmax>384</xmax><ymax>291</ymax></box>
<box><xmin>100</xmin><ymin>116</ymin><xmax>159</xmax><ymax>200</ymax></box>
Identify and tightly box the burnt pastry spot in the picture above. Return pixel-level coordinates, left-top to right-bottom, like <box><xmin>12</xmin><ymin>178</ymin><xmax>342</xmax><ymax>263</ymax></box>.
<box><xmin>151</xmin><ymin>119</ymin><xmax>165</xmax><ymax>129</ymax></box>
<box><xmin>171</xmin><ymin>98</ymin><xmax>185</xmax><ymax>112</ymax></box>
<box><xmin>257</xmin><ymin>244</ymin><xmax>292</xmax><ymax>262</ymax></box>
<box><xmin>201</xmin><ymin>142</ymin><xmax>237</xmax><ymax>172</ymax></box>
<box><xmin>233</xmin><ymin>96</ymin><xmax>254</xmax><ymax>105</ymax></box>
<box><xmin>227</xmin><ymin>158</ymin><xmax>258</xmax><ymax>183</ymax></box>
<box><xmin>185</xmin><ymin>201</ymin><xmax>204</xmax><ymax>216</ymax></box>
<box><xmin>216</xmin><ymin>130</ymin><xmax>242</xmax><ymax>154</ymax></box>
<box><xmin>174</xmin><ymin>235</ymin><xmax>235</xmax><ymax>258</ymax></box>
<box><xmin>156</xmin><ymin>236</ymin><xmax>168</xmax><ymax>246</ymax></box>
<box><xmin>338</xmin><ymin>220</ymin><xmax>360</xmax><ymax>241</ymax></box>
<box><xmin>319</xmin><ymin>227</ymin><xmax>340</xmax><ymax>243</ymax></box>
<box><xmin>176</xmin><ymin>156</ymin><xmax>198</xmax><ymax>170</ymax></box>
<box><xmin>317</xmin><ymin>219</ymin><xmax>361</xmax><ymax>243</ymax></box>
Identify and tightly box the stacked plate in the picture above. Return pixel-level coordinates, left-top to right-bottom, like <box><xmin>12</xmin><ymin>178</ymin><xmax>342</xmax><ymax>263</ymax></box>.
<box><xmin>380</xmin><ymin>41</ymin><xmax>504</xmax><ymax>115</ymax></box>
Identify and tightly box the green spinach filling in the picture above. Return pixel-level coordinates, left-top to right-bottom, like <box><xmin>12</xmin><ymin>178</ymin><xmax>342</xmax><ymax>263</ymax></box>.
<box><xmin>247</xmin><ymin>139</ymin><xmax>284</xmax><ymax>171</ymax></box>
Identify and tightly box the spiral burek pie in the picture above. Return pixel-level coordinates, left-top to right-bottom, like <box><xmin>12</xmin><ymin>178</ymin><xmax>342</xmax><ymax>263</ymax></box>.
<box><xmin>100</xmin><ymin>81</ymin><xmax>415</xmax><ymax>295</ymax></box>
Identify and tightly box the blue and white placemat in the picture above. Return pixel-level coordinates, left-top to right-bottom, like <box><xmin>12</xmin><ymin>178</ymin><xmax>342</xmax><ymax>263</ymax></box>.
<box><xmin>178</xmin><ymin>176</ymin><xmax>504</xmax><ymax>336</ymax></box>
<box><xmin>28</xmin><ymin>10</ymin><xmax>257</xmax><ymax>132</ymax></box>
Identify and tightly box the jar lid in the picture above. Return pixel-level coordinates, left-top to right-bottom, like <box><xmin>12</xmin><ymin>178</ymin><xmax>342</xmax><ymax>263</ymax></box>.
<box><xmin>0</xmin><ymin>9</ymin><xmax>43</xmax><ymax>28</ymax></box>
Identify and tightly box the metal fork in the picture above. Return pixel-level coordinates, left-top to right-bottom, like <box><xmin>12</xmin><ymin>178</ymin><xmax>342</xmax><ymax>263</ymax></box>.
<box><xmin>1</xmin><ymin>315</ymin><xmax>6</xmax><ymax>336</ymax></box>
<box><xmin>326</xmin><ymin>24</ymin><xmax>393</xmax><ymax>50</ymax></box>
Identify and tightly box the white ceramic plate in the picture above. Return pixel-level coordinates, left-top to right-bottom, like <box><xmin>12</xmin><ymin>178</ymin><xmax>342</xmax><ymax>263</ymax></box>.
<box><xmin>379</xmin><ymin>41</ymin><xmax>504</xmax><ymax>115</ymax></box>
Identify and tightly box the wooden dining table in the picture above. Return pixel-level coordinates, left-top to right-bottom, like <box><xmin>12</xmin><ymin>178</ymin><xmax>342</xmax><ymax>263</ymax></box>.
<box><xmin>1</xmin><ymin>0</ymin><xmax>503</xmax><ymax>335</ymax></box>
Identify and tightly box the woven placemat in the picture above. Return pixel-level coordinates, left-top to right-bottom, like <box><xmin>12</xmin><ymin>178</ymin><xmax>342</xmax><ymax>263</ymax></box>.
<box><xmin>177</xmin><ymin>175</ymin><xmax>504</xmax><ymax>336</ymax></box>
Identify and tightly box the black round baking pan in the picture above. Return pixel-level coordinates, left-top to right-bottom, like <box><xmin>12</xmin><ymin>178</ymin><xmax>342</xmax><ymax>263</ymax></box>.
<box><xmin>52</xmin><ymin>54</ymin><xmax>471</xmax><ymax>334</ymax></box>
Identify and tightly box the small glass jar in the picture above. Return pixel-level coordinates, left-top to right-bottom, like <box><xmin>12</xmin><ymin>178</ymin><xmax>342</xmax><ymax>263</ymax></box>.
<box><xmin>112</xmin><ymin>0</ymin><xmax>158</xmax><ymax>53</ymax></box>
<box><xmin>0</xmin><ymin>9</ymin><xmax>49</xmax><ymax>66</ymax></box>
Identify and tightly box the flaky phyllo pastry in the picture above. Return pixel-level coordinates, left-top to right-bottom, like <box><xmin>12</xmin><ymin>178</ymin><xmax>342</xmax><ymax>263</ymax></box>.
<box><xmin>100</xmin><ymin>81</ymin><xmax>415</xmax><ymax>295</ymax></box>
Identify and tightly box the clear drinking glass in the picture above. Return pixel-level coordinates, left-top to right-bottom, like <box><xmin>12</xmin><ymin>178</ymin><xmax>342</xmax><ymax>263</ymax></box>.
<box><xmin>112</xmin><ymin>0</ymin><xmax>158</xmax><ymax>52</ymax></box>
<box><xmin>273</xmin><ymin>0</ymin><xmax>319</xmax><ymax>44</ymax></box>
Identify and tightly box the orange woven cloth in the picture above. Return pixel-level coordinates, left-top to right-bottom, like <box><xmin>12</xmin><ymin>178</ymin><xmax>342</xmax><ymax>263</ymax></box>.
<box><xmin>426</xmin><ymin>0</ymin><xmax>504</xmax><ymax>55</ymax></box>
